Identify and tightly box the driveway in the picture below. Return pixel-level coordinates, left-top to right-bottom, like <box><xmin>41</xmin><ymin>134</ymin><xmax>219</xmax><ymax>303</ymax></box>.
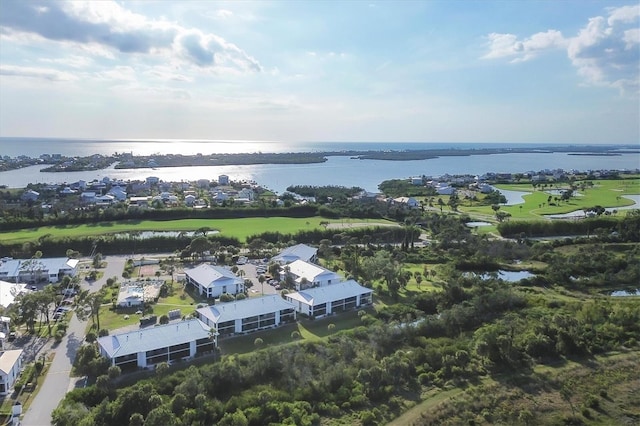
<box><xmin>20</xmin><ymin>255</ymin><xmax>126</xmax><ymax>426</ymax></box>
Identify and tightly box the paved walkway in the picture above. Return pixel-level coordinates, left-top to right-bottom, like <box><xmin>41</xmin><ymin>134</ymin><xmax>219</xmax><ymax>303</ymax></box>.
<box><xmin>20</xmin><ymin>256</ymin><xmax>127</xmax><ymax>426</ymax></box>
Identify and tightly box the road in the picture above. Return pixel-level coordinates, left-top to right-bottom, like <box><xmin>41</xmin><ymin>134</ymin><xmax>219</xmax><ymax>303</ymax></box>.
<box><xmin>20</xmin><ymin>256</ymin><xmax>127</xmax><ymax>426</ymax></box>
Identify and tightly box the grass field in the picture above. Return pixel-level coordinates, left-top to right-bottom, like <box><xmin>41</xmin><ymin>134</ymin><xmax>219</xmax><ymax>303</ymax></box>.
<box><xmin>0</xmin><ymin>217</ymin><xmax>397</xmax><ymax>245</ymax></box>
<box><xmin>454</xmin><ymin>178</ymin><xmax>640</xmax><ymax>221</ymax></box>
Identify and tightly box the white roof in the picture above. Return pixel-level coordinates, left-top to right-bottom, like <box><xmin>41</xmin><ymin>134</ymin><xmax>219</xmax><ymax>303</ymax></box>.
<box><xmin>272</xmin><ymin>244</ymin><xmax>318</xmax><ymax>263</ymax></box>
<box><xmin>185</xmin><ymin>264</ymin><xmax>243</xmax><ymax>289</ymax></box>
<box><xmin>0</xmin><ymin>257</ymin><xmax>78</xmax><ymax>278</ymax></box>
<box><xmin>0</xmin><ymin>280</ymin><xmax>27</xmax><ymax>308</ymax></box>
<box><xmin>97</xmin><ymin>319</ymin><xmax>211</xmax><ymax>359</ymax></box>
<box><xmin>286</xmin><ymin>259</ymin><xmax>341</xmax><ymax>283</ymax></box>
<box><xmin>0</xmin><ymin>350</ymin><xmax>22</xmax><ymax>375</ymax></box>
<box><xmin>197</xmin><ymin>295</ymin><xmax>294</xmax><ymax>324</ymax></box>
<box><xmin>285</xmin><ymin>280</ymin><xmax>372</xmax><ymax>306</ymax></box>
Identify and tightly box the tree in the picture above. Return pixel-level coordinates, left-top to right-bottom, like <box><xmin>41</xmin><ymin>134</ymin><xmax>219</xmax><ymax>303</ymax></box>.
<box><xmin>258</xmin><ymin>274</ymin><xmax>266</xmax><ymax>295</ymax></box>
<box><xmin>92</xmin><ymin>253</ymin><xmax>103</xmax><ymax>269</ymax></box>
<box><xmin>189</xmin><ymin>236</ymin><xmax>211</xmax><ymax>260</ymax></box>
<box><xmin>77</xmin><ymin>290</ymin><xmax>105</xmax><ymax>331</ymax></box>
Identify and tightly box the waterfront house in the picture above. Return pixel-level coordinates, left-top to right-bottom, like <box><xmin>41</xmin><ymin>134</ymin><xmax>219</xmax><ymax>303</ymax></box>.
<box><xmin>20</xmin><ymin>190</ymin><xmax>39</xmax><ymax>202</ymax></box>
<box><xmin>218</xmin><ymin>174</ymin><xmax>229</xmax><ymax>185</ymax></box>
<box><xmin>97</xmin><ymin>319</ymin><xmax>214</xmax><ymax>370</ymax></box>
<box><xmin>184</xmin><ymin>264</ymin><xmax>244</xmax><ymax>298</ymax></box>
<box><xmin>196</xmin><ymin>296</ymin><xmax>296</xmax><ymax>336</ymax></box>
<box><xmin>284</xmin><ymin>280</ymin><xmax>373</xmax><ymax>318</ymax></box>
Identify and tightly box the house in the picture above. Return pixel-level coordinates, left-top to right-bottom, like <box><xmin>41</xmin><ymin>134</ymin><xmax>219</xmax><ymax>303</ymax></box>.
<box><xmin>184</xmin><ymin>194</ymin><xmax>196</xmax><ymax>206</ymax></box>
<box><xmin>237</xmin><ymin>188</ymin><xmax>255</xmax><ymax>201</ymax></box>
<box><xmin>146</xmin><ymin>176</ymin><xmax>160</xmax><ymax>185</ymax></box>
<box><xmin>108</xmin><ymin>186</ymin><xmax>127</xmax><ymax>201</ymax></box>
<box><xmin>393</xmin><ymin>197</ymin><xmax>419</xmax><ymax>208</ymax></box>
<box><xmin>0</xmin><ymin>350</ymin><xmax>23</xmax><ymax>395</ymax></box>
<box><xmin>80</xmin><ymin>192</ymin><xmax>97</xmax><ymax>204</ymax></box>
<box><xmin>0</xmin><ymin>257</ymin><xmax>79</xmax><ymax>284</ymax></box>
<box><xmin>211</xmin><ymin>190</ymin><xmax>228</xmax><ymax>204</ymax></box>
<box><xmin>0</xmin><ymin>281</ymin><xmax>27</xmax><ymax>308</ymax></box>
<box><xmin>197</xmin><ymin>179</ymin><xmax>210</xmax><ymax>188</ymax></box>
<box><xmin>129</xmin><ymin>196</ymin><xmax>151</xmax><ymax>207</ymax></box>
<box><xmin>196</xmin><ymin>296</ymin><xmax>296</xmax><ymax>336</ymax></box>
<box><xmin>284</xmin><ymin>280</ymin><xmax>373</xmax><ymax>318</ymax></box>
<box><xmin>410</xmin><ymin>177</ymin><xmax>423</xmax><ymax>185</ymax></box>
<box><xmin>95</xmin><ymin>194</ymin><xmax>115</xmax><ymax>205</ymax></box>
<box><xmin>272</xmin><ymin>244</ymin><xmax>318</xmax><ymax>265</ymax></box>
<box><xmin>96</xmin><ymin>319</ymin><xmax>214</xmax><ymax>370</ymax></box>
<box><xmin>184</xmin><ymin>264</ymin><xmax>244</xmax><ymax>298</ymax></box>
<box><xmin>59</xmin><ymin>187</ymin><xmax>77</xmax><ymax>196</ymax></box>
<box><xmin>21</xmin><ymin>190</ymin><xmax>39</xmax><ymax>202</ymax></box>
<box><xmin>284</xmin><ymin>259</ymin><xmax>342</xmax><ymax>290</ymax></box>
<box><xmin>435</xmin><ymin>185</ymin><xmax>455</xmax><ymax>196</ymax></box>
<box><xmin>218</xmin><ymin>175</ymin><xmax>229</xmax><ymax>185</ymax></box>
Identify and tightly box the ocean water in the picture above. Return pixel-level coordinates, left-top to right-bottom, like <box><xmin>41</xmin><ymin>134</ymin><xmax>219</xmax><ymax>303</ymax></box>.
<box><xmin>1</xmin><ymin>138</ymin><xmax>639</xmax><ymax>193</ymax></box>
<box><xmin>0</xmin><ymin>137</ymin><xmax>575</xmax><ymax>157</ymax></box>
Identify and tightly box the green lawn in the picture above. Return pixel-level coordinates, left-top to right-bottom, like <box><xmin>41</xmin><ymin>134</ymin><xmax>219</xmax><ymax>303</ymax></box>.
<box><xmin>0</xmin><ymin>217</ymin><xmax>397</xmax><ymax>245</ymax></box>
<box><xmin>218</xmin><ymin>309</ymin><xmax>371</xmax><ymax>355</ymax></box>
<box><xmin>458</xmin><ymin>179</ymin><xmax>640</xmax><ymax>221</ymax></box>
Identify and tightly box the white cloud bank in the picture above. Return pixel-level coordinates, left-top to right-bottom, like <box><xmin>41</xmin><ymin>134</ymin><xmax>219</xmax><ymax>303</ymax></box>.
<box><xmin>0</xmin><ymin>0</ymin><xmax>261</xmax><ymax>73</ymax></box>
<box><xmin>483</xmin><ymin>5</ymin><xmax>640</xmax><ymax>93</ymax></box>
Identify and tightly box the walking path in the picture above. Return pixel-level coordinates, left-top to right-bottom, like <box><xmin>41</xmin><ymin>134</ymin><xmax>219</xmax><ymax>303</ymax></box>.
<box><xmin>20</xmin><ymin>256</ymin><xmax>127</xmax><ymax>426</ymax></box>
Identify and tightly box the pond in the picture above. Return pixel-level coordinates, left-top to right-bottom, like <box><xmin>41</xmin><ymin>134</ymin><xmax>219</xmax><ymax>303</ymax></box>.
<box><xmin>467</xmin><ymin>270</ymin><xmax>535</xmax><ymax>282</ymax></box>
<box><xmin>465</xmin><ymin>221</ymin><xmax>492</xmax><ymax>227</ymax></box>
<box><xmin>495</xmin><ymin>188</ymin><xmax>531</xmax><ymax>206</ymax></box>
<box><xmin>110</xmin><ymin>231</ymin><xmax>218</xmax><ymax>239</ymax></box>
<box><xmin>545</xmin><ymin>194</ymin><xmax>640</xmax><ymax>219</ymax></box>
<box><xmin>610</xmin><ymin>289</ymin><xmax>640</xmax><ymax>297</ymax></box>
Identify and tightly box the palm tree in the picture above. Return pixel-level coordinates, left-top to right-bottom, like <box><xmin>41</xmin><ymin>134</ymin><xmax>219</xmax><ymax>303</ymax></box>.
<box><xmin>258</xmin><ymin>274</ymin><xmax>266</xmax><ymax>295</ymax></box>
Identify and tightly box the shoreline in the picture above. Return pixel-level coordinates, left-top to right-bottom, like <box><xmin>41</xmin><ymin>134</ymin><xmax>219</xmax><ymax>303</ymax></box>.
<box><xmin>2</xmin><ymin>144</ymin><xmax>638</xmax><ymax>174</ymax></box>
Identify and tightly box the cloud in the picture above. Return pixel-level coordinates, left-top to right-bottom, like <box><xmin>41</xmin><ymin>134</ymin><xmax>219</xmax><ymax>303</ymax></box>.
<box><xmin>483</xmin><ymin>30</ymin><xmax>566</xmax><ymax>62</ymax></box>
<box><xmin>483</xmin><ymin>5</ymin><xmax>640</xmax><ymax>93</ymax></box>
<box><xmin>0</xmin><ymin>0</ymin><xmax>261</xmax><ymax>73</ymax></box>
<box><xmin>0</xmin><ymin>64</ymin><xmax>78</xmax><ymax>81</ymax></box>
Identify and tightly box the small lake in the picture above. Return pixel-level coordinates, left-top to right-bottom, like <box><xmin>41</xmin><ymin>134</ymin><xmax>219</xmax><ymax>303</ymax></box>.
<box><xmin>545</xmin><ymin>194</ymin><xmax>640</xmax><ymax>219</ymax></box>
<box><xmin>495</xmin><ymin>188</ymin><xmax>531</xmax><ymax>206</ymax></box>
<box><xmin>465</xmin><ymin>221</ymin><xmax>492</xmax><ymax>227</ymax></box>
<box><xmin>610</xmin><ymin>289</ymin><xmax>640</xmax><ymax>297</ymax></box>
<box><xmin>467</xmin><ymin>270</ymin><xmax>535</xmax><ymax>282</ymax></box>
<box><xmin>110</xmin><ymin>231</ymin><xmax>218</xmax><ymax>239</ymax></box>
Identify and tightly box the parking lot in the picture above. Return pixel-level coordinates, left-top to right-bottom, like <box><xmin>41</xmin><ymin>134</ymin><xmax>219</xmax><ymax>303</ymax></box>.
<box><xmin>237</xmin><ymin>259</ymin><xmax>280</xmax><ymax>297</ymax></box>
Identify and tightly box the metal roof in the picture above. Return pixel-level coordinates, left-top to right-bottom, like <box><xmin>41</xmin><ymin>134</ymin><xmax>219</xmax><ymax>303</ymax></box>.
<box><xmin>197</xmin><ymin>295</ymin><xmax>294</xmax><ymax>324</ymax></box>
<box><xmin>285</xmin><ymin>280</ymin><xmax>373</xmax><ymax>306</ymax></box>
<box><xmin>184</xmin><ymin>264</ymin><xmax>243</xmax><ymax>289</ymax></box>
<box><xmin>272</xmin><ymin>244</ymin><xmax>318</xmax><ymax>263</ymax></box>
<box><xmin>286</xmin><ymin>259</ymin><xmax>341</xmax><ymax>283</ymax></box>
<box><xmin>97</xmin><ymin>319</ymin><xmax>211</xmax><ymax>359</ymax></box>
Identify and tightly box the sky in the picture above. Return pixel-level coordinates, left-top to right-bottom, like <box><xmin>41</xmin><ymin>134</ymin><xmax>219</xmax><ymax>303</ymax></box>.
<box><xmin>0</xmin><ymin>0</ymin><xmax>639</xmax><ymax>144</ymax></box>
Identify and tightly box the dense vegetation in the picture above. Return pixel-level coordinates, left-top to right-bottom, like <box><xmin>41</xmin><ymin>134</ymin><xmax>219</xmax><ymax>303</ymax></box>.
<box><xmin>48</xmin><ymin>209</ymin><xmax>640</xmax><ymax>425</ymax></box>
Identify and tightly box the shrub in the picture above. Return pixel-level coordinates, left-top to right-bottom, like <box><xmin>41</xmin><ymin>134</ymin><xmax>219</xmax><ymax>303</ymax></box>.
<box><xmin>98</xmin><ymin>329</ymin><xmax>109</xmax><ymax>337</ymax></box>
<box><xmin>291</xmin><ymin>331</ymin><xmax>301</xmax><ymax>340</ymax></box>
<box><xmin>254</xmin><ymin>338</ymin><xmax>264</xmax><ymax>347</ymax></box>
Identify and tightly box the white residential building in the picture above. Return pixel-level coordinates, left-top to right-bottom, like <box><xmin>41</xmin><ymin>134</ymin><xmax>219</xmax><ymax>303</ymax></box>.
<box><xmin>0</xmin><ymin>350</ymin><xmax>23</xmax><ymax>395</ymax></box>
<box><xmin>0</xmin><ymin>258</ymin><xmax>79</xmax><ymax>284</ymax></box>
<box><xmin>272</xmin><ymin>244</ymin><xmax>318</xmax><ymax>264</ymax></box>
<box><xmin>97</xmin><ymin>319</ymin><xmax>214</xmax><ymax>370</ymax></box>
<box><xmin>196</xmin><ymin>296</ymin><xmax>296</xmax><ymax>336</ymax></box>
<box><xmin>185</xmin><ymin>264</ymin><xmax>244</xmax><ymax>298</ymax></box>
<box><xmin>0</xmin><ymin>281</ymin><xmax>27</xmax><ymax>308</ymax></box>
<box><xmin>393</xmin><ymin>197</ymin><xmax>419</xmax><ymax>208</ymax></box>
<box><xmin>284</xmin><ymin>259</ymin><xmax>342</xmax><ymax>290</ymax></box>
<box><xmin>285</xmin><ymin>280</ymin><xmax>373</xmax><ymax>318</ymax></box>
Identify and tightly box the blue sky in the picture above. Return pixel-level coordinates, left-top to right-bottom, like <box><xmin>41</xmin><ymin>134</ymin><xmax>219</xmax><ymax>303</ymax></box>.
<box><xmin>0</xmin><ymin>0</ymin><xmax>638</xmax><ymax>144</ymax></box>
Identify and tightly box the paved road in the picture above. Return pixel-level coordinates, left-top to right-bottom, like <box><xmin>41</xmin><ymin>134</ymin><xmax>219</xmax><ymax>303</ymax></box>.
<box><xmin>21</xmin><ymin>256</ymin><xmax>127</xmax><ymax>426</ymax></box>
